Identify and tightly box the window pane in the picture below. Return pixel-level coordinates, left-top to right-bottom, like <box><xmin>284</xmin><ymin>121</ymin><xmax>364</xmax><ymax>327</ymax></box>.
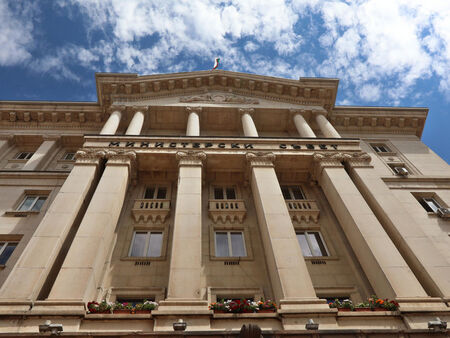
<box><xmin>0</xmin><ymin>243</ymin><xmax>17</xmax><ymax>265</ymax></box>
<box><xmin>31</xmin><ymin>197</ymin><xmax>46</xmax><ymax>211</ymax></box>
<box><xmin>147</xmin><ymin>232</ymin><xmax>162</xmax><ymax>257</ymax></box>
<box><xmin>64</xmin><ymin>153</ymin><xmax>75</xmax><ymax>160</ymax></box>
<box><xmin>26</xmin><ymin>152</ymin><xmax>34</xmax><ymax>159</ymax></box>
<box><xmin>292</xmin><ymin>187</ymin><xmax>305</xmax><ymax>200</ymax></box>
<box><xmin>281</xmin><ymin>186</ymin><xmax>291</xmax><ymax>200</ymax></box>
<box><xmin>130</xmin><ymin>232</ymin><xmax>147</xmax><ymax>256</ymax></box>
<box><xmin>226</xmin><ymin>188</ymin><xmax>236</xmax><ymax>200</ymax></box>
<box><xmin>214</xmin><ymin>188</ymin><xmax>224</xmax><ymax>200</ymax></box>
<box><xmin>308</xmin><ymin>232</ymin><xmax>327</xmax><ymax>256</ymax></box>
<box><xmin>215</xmin><ymin>232</ymin><xmax>229</xmax><ymax>257</ymax></box>
<box><xmin>144</xmin><ymin>187</ymin><xmax>155</xmax><ymax>199</ymax></box>
<box><xmin>296</xmin><ymin>233</ymin><xmax>312</xmax><ymax>257</ymax></box>
<box><xmin>18</xmin><ymin>196</ymin><xmax>35</xmax><ymax>211</ymax></box>
<box><xmin>230</xmin><ymin>232</ymin><xmax>246</xmax><ymax>257</ymax></box>
<box><xmin>424</xmin><ymin>199</ymin><xmax>439</xmax><ymax>213</ymax></box>
<box><xmin>17</xmin><ymin>153</ymin><xmax>27</xmax><ymax>159</ymax></box>
<box><xmin>156</xmin><ymin>187</ymin><xmax>167</xmax><ymax>199</ymax></box>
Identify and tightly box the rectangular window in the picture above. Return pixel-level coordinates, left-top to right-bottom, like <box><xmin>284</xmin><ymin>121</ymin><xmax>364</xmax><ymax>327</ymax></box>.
<box><xmin>15</xmin><ymin>152</ymin><xmax>34</xmax><ymax>160</ymax></box>
<box><xmin>62</xmin><ymin>152</ymin><xmax>76</xmax><ymax>161</ymax></box>
<box><xmin>144</xmin><ymin>186</ymin><xmax>167</xmax><ymax>199</ymax></box>
<box><xmin>213</xmin><ymin>186</ymin><xmax>236</xmax><ymax>200</ymax></box>
<box><xmin>17</xmin><ymin>195</ymin><xmax>47</xmax><ymax>212</ymax></box>
<box><xmin>0</xmin><ymin>242</ymin><xmax>18</xmax><ymax>265</ymax></box>
<box><xmin>371</xmin><ymin>144</ymin><xmax>390</xmax><ymax>153</ymax></box>
<box><xmin>418</xmin><ymin>197</ymin><xmax>441</xmax><ymax>213</ymax></box>
<box><xmin>215</xmin><ymin>231</ymin><xmax>246</xmax><ymax>257</ymax></box>
<box><xmin>281</xmin><ymin>186</ymin><xmax>306</xmax><ymax>200</ymax></box>
<box><xmin>296</xmin><ymin>231</ymin><xmax>328</xmax><ymax>257</ymax></box>
<box><xmin>129</xmin><ymin>231</ymin><xmax>163</xmax><ymax>257</ymax></box>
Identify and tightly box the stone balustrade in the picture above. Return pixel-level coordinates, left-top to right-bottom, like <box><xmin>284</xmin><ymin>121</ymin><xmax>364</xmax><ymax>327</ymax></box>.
<box><xmin>285</xmin><ymin>199</ymin><xmax>320</xmax><ymax>223</ymax></box>
<box><xmin>131</xmin><ymin>198</ymin><xmax>171</xmax><ymax>223</ymax></box>
<box><xmin>208</xmin><ymin>199</ymin><xmax>247</xmax><ymax>223</ymax></box>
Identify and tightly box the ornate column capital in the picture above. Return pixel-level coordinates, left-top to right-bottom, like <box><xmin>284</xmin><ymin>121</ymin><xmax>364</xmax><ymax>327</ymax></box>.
<box><xmin>310</xmin><ymin>107</ymin><xmax>328</xmax><ymax>117</ymax></box>
<box><xmin>74</xmin><ymin>149</ymin><xmax>106</xmax><ymax>166</ymax></box>
<box><xmin>176</xmin><ymin>151</ymin><xmax>206</xmax><ymax>167</ymax></box>
<box><xmin>311</xmin><ymin>152</ymin><xmax>344</xmax><ymax>181</ymax></box>
<box><xmin>342</xmin><ymin>152</ymin><xmax>373</xmax><ymax>168</ymax></box>
<box><xmin>238</xmin><ymin>108</ymin><xmax>255</xmax><ymax>118</ymax></box>
<box><xmin>246</xmin><ymin>152</ymin><xmax>276</xmax><ymax>168</ymax></box>
<box><xmin>185</xmin><ymin>106</ymin><xmax>203</xmax><ymax>115</ymax></box>
<box><xmin>105</xmin><ymin>150</ymin><xmax>137</xmax><ymax>182</ymax></box>
<box><xmin>108</xmin><ymin>104</ymin><xmax>126</xmax><ymax>114</ymax></box>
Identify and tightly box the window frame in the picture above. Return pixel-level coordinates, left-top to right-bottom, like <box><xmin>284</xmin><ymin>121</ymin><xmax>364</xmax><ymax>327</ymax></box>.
<box><xmin>295</xmin><ymin>230</ymin><xmax>329</xmax><ymax>257</ymax></box>
<box><xmin>143</xmin><ymin>184</ymin><xmax>170</xmax><ymax>200</ymax></box>
<box><xmin>122</xmin><ymin>225</ymin><xmax>168</xmax><ymax>261</ymax></box>
<box><xmin>62</xmin><ymin>152</ymin><xmax>76</xmax><ymax>161</ymax></box>
<box><xmin>209</xmin><ymin>224</ymin><xmax>253</xmax><ymax>261</ymax></box>
<box><xmin>280</xmin><ymin>185</ymin><xmax>306</xmax><ymax>200</ymax></box>
<box><xmin>128</xmin><ymin>230</ymin><xmax>164</xmax><ymax>258</ymax></box>
<box><xmin>16</xmin><ymin>195</ymin><xmax>48</xmax><ymax>212</ymax></box>
<box><xmin>214</xmin><ymin>231</ymin><xmax>247</xmax><ymax>258</ymax></box>
<box><xmin>371</xmin><ymin>144</ymin><xmax>391</xmax><ymax>153</ymax></box>
<box><xmin>413</xmin><ymin>193</ymin><xmax>447</xmax><ymax>215</ymax></box>
<box><xmin>211</xmin><ymin>185</ymin><xmax>238</xmax><ymax>200</ymax></box>
<box><xmin>15</xmin><ymin>152</ymin><xmax>34</xmax><ymax>160</ymax></box>
<box><xmin>0</xmin><ymin>241</ymin><xmax>18</xmax><ymax>266</ymax></box>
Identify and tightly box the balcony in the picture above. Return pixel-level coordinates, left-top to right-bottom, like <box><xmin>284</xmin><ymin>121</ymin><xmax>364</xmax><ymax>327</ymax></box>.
<box><xmin>208</xmin><ymin>199</ymin><xmax>246</xmax><ymax>224</ymax></box>
<box><xmin>285</xmin><ymin>199</ymin><xmax>320</xmax><ymax>223</ymax></box>
<box><xmin>132</xmin><ymin>199</ymin><xmax>171</xmax><ymax>223</ymax></box>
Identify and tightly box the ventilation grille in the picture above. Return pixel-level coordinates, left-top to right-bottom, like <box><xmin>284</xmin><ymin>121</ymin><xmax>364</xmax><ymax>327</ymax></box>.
<box><xmin>224</xmin><ymin>261</ymin><xmax>240</xmax><ymax>266</ymax></box>
<box><xmin>135</xmin><ymin>261</ymin><xmax>151</xmax><ymax>266</ymax></box>
<box><xmin>311</xmin><ymin>260</ymin><xmax>326</xmax><ymax>265</ymax></box>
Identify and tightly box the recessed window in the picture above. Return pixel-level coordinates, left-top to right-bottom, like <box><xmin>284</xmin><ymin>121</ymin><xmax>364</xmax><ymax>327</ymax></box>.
<box><xmin>17</xmin><ymin>195</ymin><xmax>47</xmax><ymax>212</ymax></box>
<box><xmin>371</xmin><ymin>144</ymin><xmax>390</xmax><ymax>153</ymax></box>
<box><xmin>296</xmin><ymin>231</ymin><xmax>328</xmax><ymax>257</ymax></box>
<box><xmin>129</xmin><ymin>231</ymin><xmax>163</xmax><ymax>257</ymax></box>
<box><xmin>417</xmin><ymin>197</ymin><xmax>441</xmax><ymax>213</ymax></box>
<box><xmin>388</xmin><ymin>164</ymin><xmax>409</xmax><ymax>176</ymax></box>
<box><xmin>0</xmin><ymin>242</ymin><xmax>18</xmax><ymax>265</ymax></box>
<box><xmin>281</xmin><ymin>186</ymin><xmax>306</xmax><ymax>200</ymax></box>
<box><xmin>15</xmin><ymin>152</ymin><xmax>34</xmax><ymax>160</ymax></box>
<box><xmin>62</xmin><ymin>152</ymin><xmax>76</xmax><ymax>161</ymax></box>
<box><xmin>144</xmin><ymin>186</ymin><xmax>167</xmax><ymax>199</ymax></box>
<box><xmin>213</xmin><ymin>186</ymin><xmax>236</xmax><ymax>200</ymax></box>
<box><xmin>215</xmin><ymin>231</ymin><xmax>246</xmax><ymax>257</ymax></box>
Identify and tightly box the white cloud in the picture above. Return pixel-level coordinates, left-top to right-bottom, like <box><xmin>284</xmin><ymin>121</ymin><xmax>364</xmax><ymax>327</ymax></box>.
<box><xmin>0</xmin><ymin>1</ymin><xmax>37</xmax><ymax>66</ymax></box>
<box><xmin>359</xmin><ymin>84</ymin><xmax>381</xmax><ymax>102</ymax></box>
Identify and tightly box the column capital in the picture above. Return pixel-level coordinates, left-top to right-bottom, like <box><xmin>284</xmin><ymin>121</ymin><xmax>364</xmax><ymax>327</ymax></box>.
<box><xmin>246</xmin><ymin>152</ymin><xmax>275</xmax><ymax>168</ymax></box>
<box><xmin>185</xmin><ymin>106</ymin><xmax>203</xmax><ymax>114</ymax></box>
<box><xmin>238</xmin><ymin>108</ymin><xmax>255</xmax><ymax>117</ymax></box>
<box><xmin>311</xmin><ymin>151</ymin><xmax>372</xmax><ymax>180</ymax></box>
<box><xmin>342</xmin><ymin>152</ymin><xmax>372</xmax><ymax>168</ymax></box>
<box><xmin>42</xmin><ymin>135</ymin><xmax>61</xmax><ymax>142</ymax></box>
<box><xmin>289</xmin><ymin>108</ymin><xmax>306</xmax><ymax>118</ymax></box>
<box><xmin>74</xmin><ymin>149</ymin><xmax>106</xmax><ymax>166</ymax></box>
<box><xmin>108</xmin><ymin>104</ymin><xmax>126</xmax><ymax>113</ymax></box>
<box><xmin>127</xmin><ymin>105</ymin><xmax>148</xmax><ymax>114</ymax></box>
<box><xmin>176</xmin><ymin>151</ymin><xmax>206</xmax><ymax>167</ymax></box>
<box><xmin>105</xmin><ymin>150</ymin><xmax>136</xmax><ymax>165</ymax></box>
<box><xmin>310</xmin><ymin>107</ymin><xmax>328</xmax><ymax>117</ymax></box>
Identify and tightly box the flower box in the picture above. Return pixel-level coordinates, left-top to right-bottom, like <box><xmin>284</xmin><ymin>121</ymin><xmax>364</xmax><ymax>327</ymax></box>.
<box><xmin>133</xmin><ymin>310</ymin><xmax>151</xmax><ymax>314</ymax></box>
<box><xmin>337</xmin><ymin>307</ymin><xmax>352</xmax><ymax>312</ymax></box>
<box><xmin>354</xmin><ymin>307</ymin><xmax>371</xmax><ymax>312</ymax></box>
<box><xmin>258</xmin><ymin>309</ymin><xmax>276</xmax><ymax>313</ymax></box>
<box><xmin>113</xmin><ymin>309</ymin><xmax>131</xmax><ymax>314</ymax></box>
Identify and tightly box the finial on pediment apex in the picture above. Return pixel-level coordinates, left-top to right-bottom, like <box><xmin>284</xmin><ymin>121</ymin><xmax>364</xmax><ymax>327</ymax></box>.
<box><xmin>74</xmin><ymin>149</ymin><xmax>106</xmax><ymax>166</ymax></box>
<box><xmin>246</xmin><ymin>152</ymin><xmax>276</xmax><ymax>168</ymax></box>
<box><xmin>176</xmin><ymin>151</ymin><xmax>206</xmax><ymax>166</ymax></box>
<box><xmin>238</xmin><ymin>108</ymin><xmax>255</xmax><ymax>117</ymax></box>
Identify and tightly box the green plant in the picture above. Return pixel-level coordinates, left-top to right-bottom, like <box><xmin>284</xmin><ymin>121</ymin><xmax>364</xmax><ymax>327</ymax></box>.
<box><xmin>135</xmin><ymin>300</ymin><xmax>158</xmax><ymax>311</ymax></box>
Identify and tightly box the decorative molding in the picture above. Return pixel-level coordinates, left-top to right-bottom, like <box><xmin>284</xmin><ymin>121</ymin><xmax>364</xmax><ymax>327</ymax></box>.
<box><xmin>342</xmin><ymin>152</ymin><xmax>372</xmax><ymax>168</ymax></box>
<box><xmin>180</xmin><ymin>93</ymin><xmax>259</xmax><ymax>104</ymax></box>
<box><xmin>74</xmin><ymin>149</ymin><xmax>106</xmax><ymax>166</ymax></box>
<box><xmin>176</xmin><ymin>151</ymin><xmax>206</xmax><ymax>167</ymax></box>
<box><xmin>238</xmin><ymin>108</ymin><xmax>255</xmax><ymax>118</ymax></box>
<box><xmin>246</xmin><ymin>152</ymin><xmax>276</xmax><ymax>168</ymax></box>
<box><xmin>105</xmin><ymin>150</ymin><xmax>137</xmax><ymax>166</ymax></box>
<box><xmin>311</xmin><ymin>151</ymin><xmax>372</xmax><ymax>180</ymax></box>
<box><xmin>185</xmin><ymin>106</ymin><xmax>203</xmax><ymax>115</ymax></box>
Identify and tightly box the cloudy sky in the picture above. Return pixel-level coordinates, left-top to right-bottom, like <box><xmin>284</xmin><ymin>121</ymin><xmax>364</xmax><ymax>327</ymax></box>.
<box><xmin>0</xmin><ymin>0</ymin><xmax>449</xmax><ymax>162</ymax></box>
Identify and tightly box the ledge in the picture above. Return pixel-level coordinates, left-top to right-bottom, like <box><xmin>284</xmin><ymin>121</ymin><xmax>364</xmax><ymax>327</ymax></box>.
<box><xmin>3</xmin><ymin>210</ymin><xmax>40</xmax><ymax>217</ymax></box>
<box><xmin>212</xmin><ymin>312</ymin><xmax>277</xmax><ymax>319</ymax></box>
<box><xmin>85</xmin><ymin>313</ymin><xmax>152</xmax><ymax>319</ymax></box>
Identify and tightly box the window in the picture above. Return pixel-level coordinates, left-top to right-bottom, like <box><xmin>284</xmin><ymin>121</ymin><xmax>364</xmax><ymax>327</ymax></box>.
<box><xmin>17</xmin><ymin>195</ymin><xmax>47</xmax><ymax>212</ymax></box>
<box><xmin>213</xmin><ymin>186</ymin><xmax>236</xmax><ymax>200</ymax></box>
<box><xmin>296</xmin><ymin>231</ymin><xmax>328</xmax><ymax>257</ymax></box>
<box><xmin>129</xmin><ymin>231</ymin><xmax>163</xmax><ymax>257</ymax></box>
<box><xmin>15</xmin><ymin>152</ymin><xmax>34</xmax><ymax>160</ymax></box>
<box><xmin>0</xmin><ymin>242</ymin><xmax>17</xmax><ymax>265</ymax></box>
<box><xmin>215</xmin><ymin>231</ymin><xmax>246</xmax><ymax>257</ymax></box>
<box><xmin>388</xmin><ymin>164</ymin><xmax>409</xmax><ymax>176</ymax></box>
<box><xmin>418</xmin><ymin>197</ymin><xmax>441</xmax><ymax>213</ymax></box>
<box><xmin>371</xmin><ymin>144</ymin><xmax>390</xmax><ymax>153</ymax></box>
<box><xmin>281</xmin><ymin>186</ymin><xmax>306</xmax><ymax>200</ymax></box>
<box><xmin>144</xmin><ymin>186</ymin><xmax>167</xmax><ymax>199</ymax></box>
<box><xmin>62</xmin><ymin>152</ymin><xmax>75</xmax><ymax>161</ymax></box>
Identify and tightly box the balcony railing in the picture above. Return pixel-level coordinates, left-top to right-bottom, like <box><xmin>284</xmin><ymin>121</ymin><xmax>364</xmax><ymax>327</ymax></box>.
<box><xmin>208</xmin><ymin>199</ymin><xmax>246</xmax><ymax>224</ymax></box>
<box><xmin>285</xmin><ymin>199</ymin><xmax>320</xmax><ymax>223</ymax></box>
<box><xmin>132</xmin><ymin>199</ymin><xmax>171</xmax><ymax>223</ymax></box>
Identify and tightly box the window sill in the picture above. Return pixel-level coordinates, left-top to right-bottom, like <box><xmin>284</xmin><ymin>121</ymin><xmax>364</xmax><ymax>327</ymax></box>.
<box><xmin>209</xmin><ymin>256</ymin><xmax>252</xmax><ymax>261</ymax></box>
<box><xmin>212</xmin><ymin>312</ymin><xmax>278</xmax><ymax>318</ymax></box>
<box><xmin>4</xmin><ymin>210</ymin><xmax>40</xmax><ymax>217</ymax></box>
<box><xmin>305</xmin><ymin>256</ymin><xmax>339</xmax><ymax>261</ymax></box>
<box><xmin>120</xmin><ymin>256</ymin><xmax>166</xmax><ymax>262</ymax></box>
<box><xmin>376</xmin><ymin>152</ymin><xmax>397</xmax><ymax>157</ymax></box>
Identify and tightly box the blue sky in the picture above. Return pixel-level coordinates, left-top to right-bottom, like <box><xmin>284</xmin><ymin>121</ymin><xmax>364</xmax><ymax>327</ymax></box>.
<box><xmin>0</xmin><ymin>0</ymin><xmax>449</xmax><ymax>163</ymax></box>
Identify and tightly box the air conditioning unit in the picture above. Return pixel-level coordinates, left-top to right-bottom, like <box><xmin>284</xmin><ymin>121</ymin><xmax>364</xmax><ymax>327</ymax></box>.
<box><xmin>437</xmin><ymin>208</ymin><xmax>450</xmax><ymax>219</ymax></box>
<box><xmin>393</xmin><ymin>166</ymin><xmax>409</xmax><ymax>176</ymax></box>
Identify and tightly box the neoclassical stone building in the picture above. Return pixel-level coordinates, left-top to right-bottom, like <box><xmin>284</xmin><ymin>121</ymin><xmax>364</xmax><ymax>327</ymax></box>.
<box><xmin>0</xmin><ymin>70</ymin><xmax>448</xmax><ymax>336</ymax></box>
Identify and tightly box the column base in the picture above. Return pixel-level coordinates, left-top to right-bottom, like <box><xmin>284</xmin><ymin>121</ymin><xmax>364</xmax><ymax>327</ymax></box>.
<box><xmin>278</xmin><ymin>298</ymin><xmax>333</xmax><ymax>314</ymax></box>
<box><xmin>396</xmin><ymin>297</ymin><xmax>450</xmax><ymax>312</ymax></box>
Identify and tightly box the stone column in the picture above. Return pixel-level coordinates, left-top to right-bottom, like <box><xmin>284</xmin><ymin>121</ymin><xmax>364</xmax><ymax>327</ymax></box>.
<box><xmin>345</xmin><ymin>155</ymin><xmax>450</xmax><ymax>303</ymax></box>
<box><xmin>125</xmin><ymin>108</ymin><xmax>145</xmax><ymax>135</ymax></box>
<box><xmin>239</xmin><ymin>108</ymin><xmax>258</xmax><ymax>137</ymax></box>
<box><xmin>0</xmin><ymin>150</ymin><xmax>104</xmax><ymax>309</ymax></box>
<box><xmin>315</xmin><ymin>111</ymin><xmax>340</xmax><ymax>138</ymax></box>
<box><xmin>0</xmin><ymin>136</ymin><xmax>12</xmax><ymax>160</ymax></box>
<box><xmin>22</xmin><ymin>138</ymin><xmax>59</xmax><ymax>171</ymax></box>
<box><xmin>291</xmin><ymin>110</ymin><xmax>316</xmax><ymax>137</ymax></box>
<box><xmin>246</xmin><ymin>152</ymin><xmax>328</xmax><ymax>312</ymax></box>
<box><xmin>158</xmin><ymin>151</ymin><xmax>208</xmax><ymax>313</ymax></box>
<box><xmin>313</xmin><ymin>152</ymin><xmax>430</xmax><ymax>303</ymax></box>
<box><xmin>100</xmin><ymin>107</ymin><xmax>123</xmax><ymax>135</ymax></box>
<box><xmin>186</xmin><ymin>107</ymin><xmax>201</xmax><ymax>136</ymax></box>
<box><xmin>47</xmin><ymin>150</ymin><xmax>136</xmax><ymax>303</ymax></box>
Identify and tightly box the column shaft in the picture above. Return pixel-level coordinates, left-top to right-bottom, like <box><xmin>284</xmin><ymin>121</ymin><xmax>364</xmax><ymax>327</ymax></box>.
<box><xmin>47</xmin><ymin>153</ymin><xmax>134</xmax><ymax>302</ymax></box>
<box><xmin>319</xmin><ymin>166</ymin><xmax>428</xmax><ymax>299</ymax></box>
<box><xmin>125</xmin><ymin>110</ymin><xmax>145</xmax><ymax>135</ymax></box>
<box><xmin>0</xmin><ymin>139</ymin><xmax>11</xmax><ymax>160</ymax></box>
<box><xmin>186</xmin><ymin>112</ymin><xmax>200</xmax><ymax>136</ymax></box>
<box><xmin>293</xmin><ymin>114</ymin><xmax>316</xmax><ymax>137</ymax></box>
<box><xmin>22</xmin><ymin>140</ymin><xmax>58</xmax><ymax>171</ymax></box>
<box><xmin>100</xmin><ymin>110</ymin><xmax>122</xmax><ymax>135</ymax></box>
<box><xmin>0</xmin><ymin>157</ymin><xmax>101</xmax><ymax>301</ymax></box>
<box><xmin>241</xmin><ymin>113</ymin><xmax>258</xmax><ymax>137</ymax></box>
<box><xmin>316</xmin><ymin>114</ymin><xmax>340</xmax><ymax>138</ymax></box>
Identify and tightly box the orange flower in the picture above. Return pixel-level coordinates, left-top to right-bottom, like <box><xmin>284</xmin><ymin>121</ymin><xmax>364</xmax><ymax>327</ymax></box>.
<box><xmin>376</xmin><ymin>299</ymin><xmax>384</xmax><ymax>305</ymax></box>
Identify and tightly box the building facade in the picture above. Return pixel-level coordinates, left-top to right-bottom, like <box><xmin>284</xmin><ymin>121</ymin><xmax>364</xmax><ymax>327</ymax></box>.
<box><xmin>0</xmin><ymin>70</ymin><xmax>448</xmax><ymax>336</ymax></box>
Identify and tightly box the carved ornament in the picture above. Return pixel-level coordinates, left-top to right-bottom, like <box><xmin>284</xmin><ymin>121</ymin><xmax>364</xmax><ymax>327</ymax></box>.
<box><xmin>74</xmin><ymin>149</ymin><xmax>106</xmax><ymax>165</ymax></box>
<box><xmin>180</xmin><ymin>93</ymin><xmax>259</xmax><ymax>104</ymax></box>
<box><xmin>246</xmin><ymin>152</ymin><xmax>276</xmax><ymax>168</ymax></box>
<box><xmin>311</xmin><ymin>151</ymin><xmax>372</xmax><ymax>180</ymax></box>
<box><xmin>238</xmin><ymin>108</ymin><xmax>255</xmax><ymax>118</ymax></box>
<box><xmin>176</xmin><ymin>151</ymin><xmax>206</xmax><ymax>166</ymax></box>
